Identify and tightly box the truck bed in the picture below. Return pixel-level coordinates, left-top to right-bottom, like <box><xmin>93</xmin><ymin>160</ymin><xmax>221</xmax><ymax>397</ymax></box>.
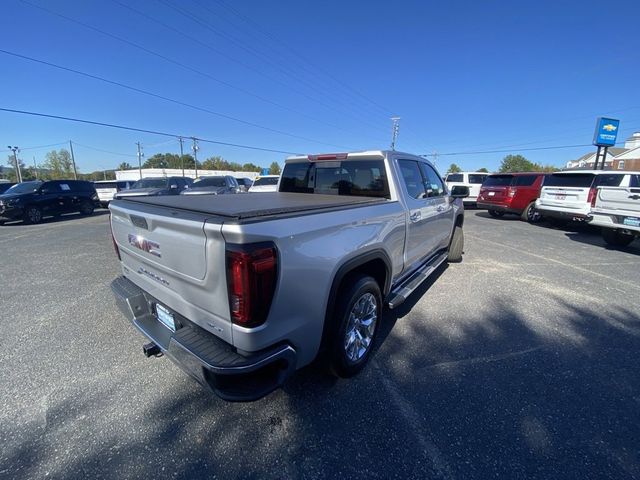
<box><xmin>114</xmin><ymin>192</ymin><xmax>387</xmax><ymax>221</ymax></box>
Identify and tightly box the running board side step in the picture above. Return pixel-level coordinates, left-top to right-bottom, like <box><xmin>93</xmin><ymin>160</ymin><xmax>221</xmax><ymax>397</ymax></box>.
<box><xmin>387</xmin><ymin>252</ymin><xmax>448</xmax><ymax>309</ymax></box>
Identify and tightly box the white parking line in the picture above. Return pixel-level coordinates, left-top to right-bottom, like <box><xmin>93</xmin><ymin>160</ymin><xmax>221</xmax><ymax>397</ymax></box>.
<box><xmin>373</xmin><ymin>360</ymin><xmax>455</xmax><ymax>480</ymax></box>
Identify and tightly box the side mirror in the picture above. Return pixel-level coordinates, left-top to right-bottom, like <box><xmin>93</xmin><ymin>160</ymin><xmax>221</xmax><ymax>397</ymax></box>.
<box><xmin>450</xmin><ymin>185</ymin><xmax>470</xmax><ymax>198</ymax></box>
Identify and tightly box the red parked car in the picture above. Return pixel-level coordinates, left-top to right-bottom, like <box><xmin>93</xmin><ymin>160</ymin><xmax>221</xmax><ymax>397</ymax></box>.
<box><xmin>477</xmin><ymin>172</ymin><xmax>548</xmax><ymax>222</ymax></box>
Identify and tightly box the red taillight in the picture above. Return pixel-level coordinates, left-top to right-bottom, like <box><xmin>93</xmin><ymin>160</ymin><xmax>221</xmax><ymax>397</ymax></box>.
<box><xmin>507</xmin><ymin>187</ymin><xmax>517</xmax><ymax>198</ymax></box>
<box><xmin>308</xmin><ymin>153</ymin><xmax>348</xmax><ymax>161</ymax></box>
<box><xmin>226</xmin><ymin>244</ymin><xmax>277</xmax><ymax>328</ymax></box>
<box><xmin>109</xmin><ymin>214</ymin><xmax>121</xmax><ymax>261</ymax></box>
<box><xmin>587</xmin><ymin>187</ymin><xmax>597</xmax><ymax>206</ymax></box>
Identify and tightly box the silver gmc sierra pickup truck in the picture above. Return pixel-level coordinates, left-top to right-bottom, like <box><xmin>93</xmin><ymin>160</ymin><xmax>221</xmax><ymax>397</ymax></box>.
<box><xmin>110</xmin><ymin>150</ymin><xmax>469</xmax><ymax>401</ymax></box>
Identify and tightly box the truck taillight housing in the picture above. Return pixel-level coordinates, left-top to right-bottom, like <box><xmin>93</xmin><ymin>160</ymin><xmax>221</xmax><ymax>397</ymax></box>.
<box><xmin>226</xmin><ymin>243</ymin><xmax>278</xmax><ymax>328</ymax></box>
<box><xmin>109</xmin><ymin>214</ymin><xmax>121</xmax><ymax>261</ymax></box>
<box><xmin>587</xmin><ymin>187</ymin><xmax>598</xmax><ymax>206</ymax></box>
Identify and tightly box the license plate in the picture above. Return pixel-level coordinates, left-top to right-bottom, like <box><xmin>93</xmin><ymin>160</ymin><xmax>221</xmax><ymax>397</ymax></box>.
<box><xmin>488</xmin><ymin>191</ymin><xmax>495</xmax><ymax>196</ymax></box>
<box><xmin>155</xmin><ymin>304</ymin><xmax>176</xmax><ymax>332</ymax></box>
<box><xmin>623</xmin><ymin>216</ymin><xmax>640</xmax><ymax>227</ymax></box>
<box><xmin>555</xmin><ymin>194</ymin><xmax>566</xmax><ymax>200</ymax></box>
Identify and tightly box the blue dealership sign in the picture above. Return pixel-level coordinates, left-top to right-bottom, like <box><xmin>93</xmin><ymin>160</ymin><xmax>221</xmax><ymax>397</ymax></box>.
<box><xmin>261</xmin><ymin>167</ymin><xmax>270</xmax><ymax>176</ymax></box>
<box><xmin>593</xmin><ymin>117</ymin><xmax>620</xmax><ymax>147</ymax></box>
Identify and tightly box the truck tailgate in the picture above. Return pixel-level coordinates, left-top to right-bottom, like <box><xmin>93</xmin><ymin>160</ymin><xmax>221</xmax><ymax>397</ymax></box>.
<box><xmin>110</xmin><ymin>200</ymin><xmax>232</xmax><ymax>343</ymax></box>
<box><xmin>596</xmin><ymin>186</ymin><xmax>640</xmax><ymax>213</ymax></box>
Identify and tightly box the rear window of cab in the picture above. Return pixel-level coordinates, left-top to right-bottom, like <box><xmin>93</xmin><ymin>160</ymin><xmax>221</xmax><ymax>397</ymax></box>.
<box><xmin>280</xmin><ymin>160</ymin><xmax>390</xmax><ymax>198</ymax></box>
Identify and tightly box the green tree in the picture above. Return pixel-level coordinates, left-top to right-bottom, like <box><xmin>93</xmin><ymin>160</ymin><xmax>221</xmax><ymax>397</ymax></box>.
<box><xmin>242</xmin><ymin>163</ymin><xmax>262</xmax><ymax>173</ymax></box>
<box><xmin>42</xmin><ymin>149</ymin><xmax>74</xmax><ymax>179</ymax></box>
<box><xmin>5</xmin><ymin>155</ymin><xmax>27</xmax><ymax>182</ymax></box>
<box><xmin>447</xmin><ymin>163</ymin><xmax>462</xmax><ymax>174</ymax></box>
<box><xmin>117</xmin><ymin>162</ymin><xmax>133</xmax><ymax>170</ymax></box>
<box><xmin>498</xmin><ymin>154</ymin><xmax>540</xmax><ymax>173</ymax></box>
<box><xmin>269</xmin><ymin>161</ymin><xmax>281</xmax><ymax>175</ymax></box>
<box><xmin>476</xmin><ymin>167</ymin><xmax>489</xmax><ymax>173</ymax></box>
<box><xmin>201</xmin><ymin>156</ymin><xmax>229</xmax><ymax>171</ymax></box>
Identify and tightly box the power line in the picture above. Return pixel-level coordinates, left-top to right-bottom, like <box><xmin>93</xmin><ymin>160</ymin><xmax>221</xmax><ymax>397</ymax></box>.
<box><xmin>207</xmin><ymin>0</ymin><xmax>394</xmax><ymax>118</ymax></box>
<box><xmin>0</xmin><ymin>107</ymin><xmax>302</xmax><ymax>155</ymax></box>
<box><xmin>108</xmin><ymin>0</ymin><xmax>386</xmax><ymax>142</ymax></box>
<box><xmin>155</xmin><ymin>0</ymin><xmax>391</xmax><ymax>136</ymax></box>
<box><xmin>1</xmin><ymin>141</ymin><xmax>67</xmax><ymax>153</ymax></box>
<box><xmin>421</xmin><ymin>142</ymin><xmax>627</xmax><ymax>157</ymax></box>
<box><xmin>0</xmin><ymin>48</ymin><xmax>351</xmax><ymax>149</ymax></box>
<box><xmin>71</xmin><ymin>142</ymin><xmax>137</xmax><ymax>157</ymax></box>
<box><xmin>19</xmin><ymin>0</ymin><xmax>369</xmax><ymax>140</ymax></box>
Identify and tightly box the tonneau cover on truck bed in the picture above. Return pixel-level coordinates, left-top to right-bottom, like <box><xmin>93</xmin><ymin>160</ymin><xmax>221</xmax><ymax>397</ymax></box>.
<box><xmin>114</xmin><ymin>192</ymin><xmax>387</xmax><ymax>220</ymax></box>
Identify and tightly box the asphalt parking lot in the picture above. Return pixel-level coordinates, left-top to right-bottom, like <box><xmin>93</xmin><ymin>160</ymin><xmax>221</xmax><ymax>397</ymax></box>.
<box><xmin>1</xmin><ymin>209</ymin><xmax>639</xmax><ymax>479</ymax></box>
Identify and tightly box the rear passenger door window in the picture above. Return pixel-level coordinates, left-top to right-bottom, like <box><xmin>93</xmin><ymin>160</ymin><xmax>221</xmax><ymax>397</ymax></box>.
<box><xmin>419</xmin><ymin>163</ymin><xmax>445</xmax><ymax>198</ymax></box>
<box><xmin>398</xmin><ymin>160</ymin><xmax>426</xmax><ymax>199</ymax></box>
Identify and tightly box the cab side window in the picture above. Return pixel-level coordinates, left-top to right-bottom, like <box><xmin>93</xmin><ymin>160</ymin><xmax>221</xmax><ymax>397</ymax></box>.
<box><xmin>419</xmin><ymin>163</ymin><xmax>445</xmax><ymax>197</ymax></box>
<box><xmin>398</xmin><ymin>160</ymin><xmax>426</xmax><ymax>199</ymax></box>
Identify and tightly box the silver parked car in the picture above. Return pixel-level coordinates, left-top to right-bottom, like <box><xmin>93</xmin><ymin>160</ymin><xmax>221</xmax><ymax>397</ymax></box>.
<box><xmin>181</xmin><ymin>175</ymin><xmax>242</xmax><ymax>196</ymax></box>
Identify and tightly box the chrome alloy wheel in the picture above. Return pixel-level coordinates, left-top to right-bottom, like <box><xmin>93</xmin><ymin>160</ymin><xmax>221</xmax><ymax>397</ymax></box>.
<box><xmin>344</xmin><ymin>292</ymin><xmax>378</xmax><ymax>363</ymax></box>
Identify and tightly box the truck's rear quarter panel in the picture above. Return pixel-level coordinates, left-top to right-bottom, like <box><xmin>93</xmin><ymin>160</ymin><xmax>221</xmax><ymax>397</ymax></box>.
<box><xmin>222</xmin><ymin>201</ymin><xmax>406</xmax><ymax>366</ymax></box>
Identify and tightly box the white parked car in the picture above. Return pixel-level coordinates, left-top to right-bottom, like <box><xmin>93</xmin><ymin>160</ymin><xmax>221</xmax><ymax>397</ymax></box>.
<box><xmin>93</xmin><ymin>180</ymin><xmax>136</xmax><ymax>207</ymax></box>
<box><xmin>444</xmin><ymin>172</ymin><xmax>489</xmax><ymax>206</ymax></box>
<box><xmin>248</xmin><ymin>175</ymin><xmax>280</xmax><ymax>192</ymax></box>
<box><xmin>536</xmin><ymin>170</ymin><xmax>640</xmax><ymax>222</ymax></box>
<box><xmin>587</xmin><ymin>175</ymin><xmax>640</xmax><ymax>247</ymax></box>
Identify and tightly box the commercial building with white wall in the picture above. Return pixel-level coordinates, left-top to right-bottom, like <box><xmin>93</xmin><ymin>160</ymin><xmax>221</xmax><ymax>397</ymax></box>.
<box><xmin>114</xmin><ymin>168</ymin><xmax>260</xmax><ymax>181</ymax></box>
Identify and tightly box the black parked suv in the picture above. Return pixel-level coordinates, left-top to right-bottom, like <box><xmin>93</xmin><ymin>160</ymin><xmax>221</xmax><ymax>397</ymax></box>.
<box><xmin>0</xmin><ymin>180</ymin><xmax>99</xmax><ymax>224</ymax></box>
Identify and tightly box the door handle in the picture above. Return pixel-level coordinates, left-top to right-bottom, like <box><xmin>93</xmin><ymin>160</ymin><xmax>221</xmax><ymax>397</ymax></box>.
<box><xmin>410</xmin><ymin>211</ymin><xmax>421</xmax><ymax>222</ymax></box>
<box><xmin>436</xmin><ymin>205</ymin><xmax>445</xmax><ymax>212</ymax></box>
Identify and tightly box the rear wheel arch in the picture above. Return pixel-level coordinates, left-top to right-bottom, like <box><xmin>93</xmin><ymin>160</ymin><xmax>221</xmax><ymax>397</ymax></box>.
<box><xmin>319</xmin><ymin>251</ymin><xmax>391</xmax><ymax>356</ymax></box>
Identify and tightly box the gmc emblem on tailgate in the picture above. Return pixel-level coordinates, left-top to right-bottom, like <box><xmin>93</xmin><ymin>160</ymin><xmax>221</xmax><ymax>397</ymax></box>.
<box><xmin>128</xmin><ymin>234</ymin><xmax>161</xmax><ymax>257</ymax></box>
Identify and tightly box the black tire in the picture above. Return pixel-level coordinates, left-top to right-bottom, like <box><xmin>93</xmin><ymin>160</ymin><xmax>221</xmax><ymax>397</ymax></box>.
<box><xmin>448</xmin><ymin>224</ymin><xmax>464</xmax><ymax>262</ymax></box>
<box><xmin>329</xmin><ymin>274</ymin><xmax>382</xmax><ymax>378</ymax></box>
<box><xmin>79</xmin><ymin>201</ymin><xmax>94</xmax><ymax>216</ymax></box>
<box><xmin>522</xmin><ymin>201</ymin><xmax>542</xmax><ymax>223</ymax></box>
<box><xmin>23</xmin><ymin>206</ymin><xmax>43</xmax><ymax>224</ymax></box>
<box><xmin>488</xmin><ymin>209</ymin><xmax>504</xmax><ymax>218</ymax></box>
<box><xmin>602</xmin><ymin>229</ymin><xmax>634</xmax><ymax>247</ymax></box>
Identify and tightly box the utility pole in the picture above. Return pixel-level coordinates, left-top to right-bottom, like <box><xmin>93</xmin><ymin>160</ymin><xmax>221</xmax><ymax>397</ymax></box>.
<box><xmin>33</xmin><ymin>156</ymin><xmax>38</xmax><ymax>180</ymax></box>
<box><xmin>7</xmin><ymin>146</ymin><xmax>22</xmax><ymax>183</ymax></box>
<box><xmin>136</xmin><ymin>142</ymin><xmax>144</xmax><ymax>180</ymax></box>
<box><xmin>431</xmin><ymin>150</ymin><xmax>439</xmax><ymax>168</ymax></box>
<box><xmin>69</xmin><ymin>140</ymin><xmax>78</xmax><ymax>179</ymax></box>
<box><xmin>191</xmin><ymin>137</ymin><xmax>199</xmax><ymax>178</ymax></box>
<box><xmin>178</xmin><ymin>137</ymin><xmax>185</xmax><ymax>177</ymax></box>
<box><xmin>390</xmin><ymin>117</ymin><xmax>401</xmax><ymax>151</ymax></box>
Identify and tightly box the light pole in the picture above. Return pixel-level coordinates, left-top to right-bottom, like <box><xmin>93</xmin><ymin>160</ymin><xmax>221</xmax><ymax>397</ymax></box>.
<box><xmin>390</xmin><ymin>117</ymin><xmax>401</xmax><ymax>151</ymax></box>
<box><xmin>7</xmin><ymin>146</ymin><xmax>22</xmax><ymax>183</ymax></box>
<box><xmin>191</xmin><ymin>137</ymin><xmax>199</xmax><ymax>178</ymax></box>
<box><xmin>136</xmin><ymin>142</ymin><xmax>144</xmax><ymax>180</ymax></box>
<box><xmin>179</xmin><ymin>137</ymin><xmax>185</xmax><ymax>177</ymax></box>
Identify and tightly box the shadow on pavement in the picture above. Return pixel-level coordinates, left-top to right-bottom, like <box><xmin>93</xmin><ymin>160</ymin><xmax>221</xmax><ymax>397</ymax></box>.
<box><xmin>3</xmin><ymin>282</ymin><xmax>640</xmax><ymax>479</ymax></box>
<box><xmin>0</xmin><ymin>210</ymin><xmax>109</xmax><ymax>227</ymax></box>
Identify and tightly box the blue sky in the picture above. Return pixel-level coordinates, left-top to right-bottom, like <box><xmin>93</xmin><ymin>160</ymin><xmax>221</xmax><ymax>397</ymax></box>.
<box><xmin>1</xmin><ymin>0</ymin><xmax>639</xmax><ymax>174</ymax></box>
